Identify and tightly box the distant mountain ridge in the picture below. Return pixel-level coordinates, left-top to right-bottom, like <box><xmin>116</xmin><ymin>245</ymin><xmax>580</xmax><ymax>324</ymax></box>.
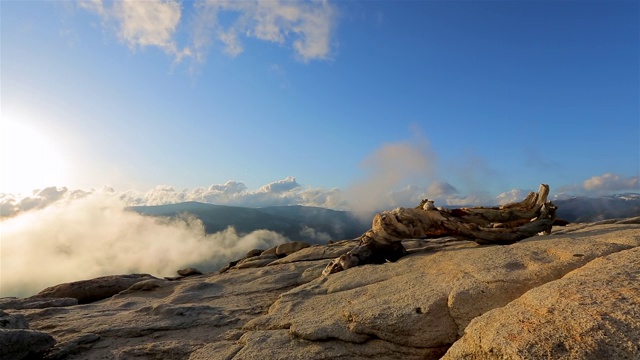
<box><xmin>129</xmin><ymin>202</ymin><xmax>370</xmax><ymax>244</ymax></box>
<box><xmin>554</xmin><ymin>193</ymin><xmax>640</xmax><ymax>223</ymax></box>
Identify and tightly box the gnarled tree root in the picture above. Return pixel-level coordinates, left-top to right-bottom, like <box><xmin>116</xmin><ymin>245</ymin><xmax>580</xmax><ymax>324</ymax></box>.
<box><xmin>323</xmin><ymin>184</ymin><xmax>557</xmax><ymax>276</ymax></box>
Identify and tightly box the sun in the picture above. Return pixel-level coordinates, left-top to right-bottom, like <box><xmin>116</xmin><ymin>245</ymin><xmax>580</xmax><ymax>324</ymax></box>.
<box><xmin>0</xmin><ymin>117</ymin><xmax>70</xmax><ymax>195</ymax></box>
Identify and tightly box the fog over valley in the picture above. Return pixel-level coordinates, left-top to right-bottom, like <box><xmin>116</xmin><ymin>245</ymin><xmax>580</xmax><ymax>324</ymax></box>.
<box><xmin>1</xmin><ymin>172</ymin><xmax>638</xmax><ymax>298</ymax></box>
<box><xmin>1</xmin><ymin>194</ymin><xmax>293</xmax><ymax>297</ymax></box>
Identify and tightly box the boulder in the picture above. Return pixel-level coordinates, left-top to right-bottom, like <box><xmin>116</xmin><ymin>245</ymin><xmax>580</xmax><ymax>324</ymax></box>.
<box><xmin>118</xmin><ymin>279</ymin><xmax>169</xmax><ymax>295</ymax></box>
<box><xmin>0</xmin><ymin>329</ymin><xmax>56</xmax><ymax>360</ymax></box>
<box><xmin>276</xmin><ymin>241</ymin><xmax>311</xmax><ymax>256</ymax></box>
<box><xmin>245</xmin><ymin>249</ymin><xmax>264</xmax><ymax>258</ymax></box>
<box><xmin>261</xmin><ymin>246</ymin><xmax>278</xmax><ymax>256</ymax></box>
<box><xmin>177</xmin><ymin>268</ymin><xmax>203</xmax><ymax>277</ymax></box>
<box><xmin>443</xmin><ymin>246</ymin><xmax>640</xmax><ymax>359</ymax></box>
<box><xmin>217</xmin><ymin>260</ymin><xmax>239</xmax><ymax>274</ymax></box>
<box><xmin>35</xmin><ymin>274</ymin><xmax>157</xmax><ymax>304</ymax></box>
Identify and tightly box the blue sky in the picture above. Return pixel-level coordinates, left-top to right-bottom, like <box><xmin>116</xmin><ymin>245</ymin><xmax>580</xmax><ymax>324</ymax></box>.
<box><xmin>1</xmin><ymin>0</ymin><xmax>638</xmax><ymax>209</ymax></box>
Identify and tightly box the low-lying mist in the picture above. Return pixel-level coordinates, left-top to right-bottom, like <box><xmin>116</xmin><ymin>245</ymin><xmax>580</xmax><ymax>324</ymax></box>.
<box><xmin>0</xmin><ymin>194</ymin><xmax>290</xmax><ymax>298</ymax></box>
<box><xmin>346</xmin><ymin>140</ymin><xmax>436</xmax><ymax>219</ymax></box>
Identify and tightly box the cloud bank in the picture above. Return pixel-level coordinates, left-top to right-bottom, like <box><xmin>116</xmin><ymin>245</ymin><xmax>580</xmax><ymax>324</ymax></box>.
<box><xmin>495</xmin><ymin>189</ymin><xmax>532</xmax><ymax>205</ymax></box>
<box><xmin>0</xmin><ymin>193</ymin><xmax>289</xmax><ymax>298</ymax></box>
<box><xmin>583</xmin><ymin>173</ymin><xmax>639</xmax><ymax>192</ymax></box>
<box><xmin>0</xmin><ymin>177</ymin><xmax>349</xmax><ymax>219</ymax></box>
<box><xmin>121</xmin><ymin>176</ymin><xmax>348</xmax><ymax>209</ymax></box>
<box><xmin>0</xmin><ymin>187</ymin><xmax>92</xmax><ymax>218</ymax></box>
<box><xmin>78</xmin><ymin>0</ymin><xmax>337</xmax><ymax>64</ymax></box>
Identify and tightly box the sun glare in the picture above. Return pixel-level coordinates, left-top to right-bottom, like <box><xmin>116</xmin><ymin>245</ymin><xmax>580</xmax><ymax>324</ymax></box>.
<box><xmin>1</xmin><ymin>118</ymin><xmax>70</xmax><ymax>195</ymax></box>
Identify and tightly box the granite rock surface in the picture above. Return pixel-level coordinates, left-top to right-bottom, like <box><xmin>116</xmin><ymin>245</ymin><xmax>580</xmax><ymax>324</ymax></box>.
<box><xmin>1</xmin><ymin>221</ymin><xmax>638</xmax><ymax>359</ymax></box>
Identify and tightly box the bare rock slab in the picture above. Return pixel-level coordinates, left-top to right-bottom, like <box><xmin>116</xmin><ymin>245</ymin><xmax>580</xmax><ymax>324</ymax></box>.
<box><xmin>1</xmin><ymin>221</ymin><xmax>637</xmax><ymax>359</ymax></box>
<box><xmin>224</xmin><ymin>330</ymin><xmax>445</xmax><ymax>360</ymax></box>
<box><xmin>35</xmin><ymin>274</ymin><xmax>157</xmax><ymax>304</ymax></box>
<box><xmin>443</xmin><ymin>246</ymin><xmax>640</xmax><ymax>359</ymax></box>
<box><xmin>245</xmin><ymin>223</ymin><xmax>640</xmax><ymax>355</ymax></box>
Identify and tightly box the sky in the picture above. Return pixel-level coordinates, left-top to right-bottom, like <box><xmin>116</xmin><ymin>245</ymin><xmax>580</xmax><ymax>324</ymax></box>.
<box><xmin>1</xmin><ymin>0</ymin><xmax>639</xmax><ymax>210</ymax></box>
<box><xmin>0</xmin><ymin>0</ymin><xmax>639</xmax><ymax>297</ymax></box>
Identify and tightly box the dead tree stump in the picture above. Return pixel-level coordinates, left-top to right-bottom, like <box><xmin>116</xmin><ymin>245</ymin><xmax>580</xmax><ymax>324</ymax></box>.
<box><xmin>323</xmin><ymin>184</ymin><xmax>557</xmax><ymax>275</ymax></box>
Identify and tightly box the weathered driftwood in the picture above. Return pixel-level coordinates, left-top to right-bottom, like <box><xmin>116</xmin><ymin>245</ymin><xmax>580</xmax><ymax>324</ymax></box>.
<box><xmin>323</xmin><ymin>184</ymin><xmax>557</xmax><ymax>276</ymax></box>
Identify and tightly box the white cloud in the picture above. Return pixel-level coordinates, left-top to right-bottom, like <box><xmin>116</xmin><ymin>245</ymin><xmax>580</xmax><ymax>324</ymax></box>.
<box><xmin>121</xmin><ymin>177</ymin><xmax>347</xmax><ymax>209</ymax></box>
<box><xmin>80</xmin><ymin>0</ymin><xmax>190</xmax><ymax>60</ymax></box>
<box><xmin>79</xmin><ymin>0</ymin><xmax>337</xmax><ymax>64</ymax></box>
<box><xmin>116</xmin><ymin>1</ymin><xmax>182</xmax><ymax>49</ymax></box>
<box><xmin>583</xmin><ymin>173</ymin><xmax>639</xmax><ymax>192</ymax></box>
<box><xmin>0</xmin><ymin>186</ymin><xmax>92</xmax><ymax>218</ymax></box>
<box><xmin>496</xmin><ymin>187</ymin><xmax>584</xmax><ymax>205</ymax></box>
<box><xmin>297</xmin><ymin>187</ymin><xmax>345</xmax><ymax>209</ymax></box>
<box><xmin>443</xmin><ymin>194</ymin><xmax>489</xmax><ymax>207</ymax></box>
<box><xmin>496</xmin><ymin>188</ymin><xmax>531</xmax><ymax>205</ymax></box>
<box><xmin>188</xmin><ymin>0</ymin><xmax>337</xmax><ymax>63</ymax></box>
<box><xmin>0</xmin><ymin>193</ymin><xmax>289</xmax><ymax>298</ymax></box>
<box><xmin>258</xmin><ymin>176</ymin><xmax>299</xmax><ymax>193</ymax></box>
<box><xmin>289</xmin><ymin>1</ymin><xmax>335</xmax><ymax>61</ymax></box>
<box><xmin>218</xmin><ymin>30</ymin><xmax>244</xmax><ymax>57</ymax></box>
<box><xmin>0</xmin><ymin>194</ymin><xmax>18</xmax><ymax>217</ymax></box>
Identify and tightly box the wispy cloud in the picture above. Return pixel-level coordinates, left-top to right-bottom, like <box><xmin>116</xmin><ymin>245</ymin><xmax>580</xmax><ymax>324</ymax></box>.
<box><xmin>194</xmin><ymin>0</ymin><xmax>336</xmax><ymax>62</ymax></box>
<box><xmin>80</xmin><ymin>0</ymin><xmax>191</xmax><ymax>61</ymax></box>
<box><xmin>426</xmin><ymin>181</ymin><xmax>458</xmax><ymax>198</ymax></box>
<box><xmin>78</xmin><ymin>0</ymin><xmax>337</xmax><ymax>64</ymax></box>
<box><xmin>345</xmin><ymin>139</ymin><xmax>436</xmax><ymax>214</ymax></box>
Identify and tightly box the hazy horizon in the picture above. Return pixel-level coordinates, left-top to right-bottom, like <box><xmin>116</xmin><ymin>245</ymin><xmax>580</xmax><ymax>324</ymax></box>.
<box><xmin>2</xmin><ymin>171</ymin><xmax>640</xmax><ymax>220</ymax></box>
